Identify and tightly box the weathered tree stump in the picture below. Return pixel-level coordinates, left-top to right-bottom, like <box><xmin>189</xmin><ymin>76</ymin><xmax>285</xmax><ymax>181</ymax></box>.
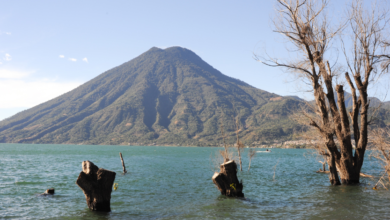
<box><xmin>76</xmin><ymin>160</ymin><xmax>116</xmax><ymax>212</ymax></box>
<box><xmin>212</xmin><ymin>160</ymin><xmax>244</xmax><ymax>197</ymax></box>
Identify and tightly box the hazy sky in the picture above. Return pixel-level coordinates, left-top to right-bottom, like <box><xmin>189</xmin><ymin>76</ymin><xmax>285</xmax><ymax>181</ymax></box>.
<box><xmin>0</xmin><ymin>0</ymin><xmax>383</xmax><ymax>121</ymax></box>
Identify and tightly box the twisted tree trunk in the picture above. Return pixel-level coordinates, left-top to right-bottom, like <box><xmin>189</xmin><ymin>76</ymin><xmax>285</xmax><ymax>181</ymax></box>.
<box><xmin>76</xmin><ymin>160</ymin><xmax>116</xmax><ymax>212</ymax></box>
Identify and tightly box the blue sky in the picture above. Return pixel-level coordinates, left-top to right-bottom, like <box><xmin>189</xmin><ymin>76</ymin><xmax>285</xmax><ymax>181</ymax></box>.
<box><xmin>0</xmin><ymin>0</ymin><xmax>384</xmax><ymax>121</ymax></box>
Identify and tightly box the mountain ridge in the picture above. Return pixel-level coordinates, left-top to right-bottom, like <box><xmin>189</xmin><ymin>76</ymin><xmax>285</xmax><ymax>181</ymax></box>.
<box><xmin>0</xmin><ymin>47</ymin><xmax>307</xmax><ymax>146</ymax></box>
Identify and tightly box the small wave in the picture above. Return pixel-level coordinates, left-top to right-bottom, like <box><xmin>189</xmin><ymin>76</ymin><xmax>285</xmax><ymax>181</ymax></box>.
<box><xmin>14</xmin><ymin>181</ymin><xmax>43</xmax><ymax>185</ymax></box>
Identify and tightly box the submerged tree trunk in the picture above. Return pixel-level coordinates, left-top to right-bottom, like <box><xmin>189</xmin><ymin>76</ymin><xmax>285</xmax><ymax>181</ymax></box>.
<box><xmin>76</xmin><ymin>160</ymin><xmax>116</xmax><ymax>212</ymax></box>
<box><xmin>212</xmin><ymin>160</ymin><xmax>244</xmax><ymax>197</ymax></box>
<box><xmin>327</xmin><ymin>152</ymin><xmax>341</xmax><ymax>185</ymax></box>
<box><xmin>119</xmin><ymin>152</ymin><xmax>127</xmax><ymax>174</ymax></box>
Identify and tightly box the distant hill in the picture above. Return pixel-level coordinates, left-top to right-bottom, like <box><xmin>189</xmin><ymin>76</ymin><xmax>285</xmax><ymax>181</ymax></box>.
<box><xmin>332</xmin><ymin>91</ymin><xmax>389</xmax><ymax>129</ymax></box>
<box><xmin>0</xmin><ymin>47</ymin><xmax>307</xmax><ymax>146</ymax></box>
<box><xmin>339</xmin><ymin>91</ymin><xmax>382</xmax><ymax>108</ymax></box>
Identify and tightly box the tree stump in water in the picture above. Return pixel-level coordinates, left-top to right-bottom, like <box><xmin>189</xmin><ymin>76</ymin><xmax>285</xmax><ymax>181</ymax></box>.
<box><xmin>45</xmin><ymin>188</ymin><xmax>55</xmax><ymax>194</ymax></box>
<box><xmin>40</xmin><ymin>188</ymin><xmax>55</xmax><ymax>196</ymax></box>
<box><xmin>212</xmin><ymin>160</ymin><xmax>244</xmax><ymax>197</ymax></box>
<box><xmin>76</xmin><ymin>160</ymin><xmax>116</xmax><ymax>212</ymax></box>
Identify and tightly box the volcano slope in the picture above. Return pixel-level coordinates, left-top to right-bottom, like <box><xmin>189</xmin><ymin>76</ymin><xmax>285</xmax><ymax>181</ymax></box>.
<box><xmin>0</xmin><ymin>47</ymin><xmax>305</xmax><ymax>146</ymax></box>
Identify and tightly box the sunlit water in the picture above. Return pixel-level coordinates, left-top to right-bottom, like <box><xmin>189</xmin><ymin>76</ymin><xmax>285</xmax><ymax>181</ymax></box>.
<box><xmin>0</xmin><ymin>144</ymin><xmax>389</xmax><ymax>219</ymax></box>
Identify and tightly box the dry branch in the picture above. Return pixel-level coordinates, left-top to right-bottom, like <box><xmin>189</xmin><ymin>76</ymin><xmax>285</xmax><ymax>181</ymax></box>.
<box><xmin>234</xmin><ymin>113</ymin><xmax>245</xmax><ymax>171</ymax></box>
<box><xmin>371</xmin><ymin>128</ymin><xmax>390</xmax><ymax>182</ymax></box>
<box><xmin>248</xmin><ymin>149</ymin><xmax>256</xmax><ymax>171</ymax></box>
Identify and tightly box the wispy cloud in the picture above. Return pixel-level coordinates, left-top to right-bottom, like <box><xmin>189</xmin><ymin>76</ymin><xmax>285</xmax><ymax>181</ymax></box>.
<box><xmin>0</xmin><ymin>69</ymin><xmax>32</xmax><ymax>79</ymax></box>
<box><xmin>0</xmin><ymin>79</ymin><xmax>81</xmax><ymax>108</ymax></box>
<box><xmin>68</xmin><ymin>58</ymin><xmax>77</xmax><ymax>62</ymax></box>
<box><xmin>0</xmin><ymin>69</ymin><xmax>81</xmax><ymax>108</ymax></box>
<box><xmin>5</xmin><ymin>32</ymin><xmax>11</xmax><ymax>35</ymax></box>
<box><xmin>4</xmin><ymin>54</ymin><xmax>11</xmax><ymax>61</ymax></box>
<box><xmin>59</xmin><ymin>55</ymin><xmax>65</xmax><ymax>58</ymax></box>
<box><xmin>82</xmin><ymin>57</ymin><xmax>88</xmax><ymax>63</ymax></box>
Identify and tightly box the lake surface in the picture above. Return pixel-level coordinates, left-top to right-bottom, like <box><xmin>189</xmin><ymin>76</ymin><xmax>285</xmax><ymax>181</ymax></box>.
<box><xmin>0</xmin><ymin>144</ymin><xmax>389</xmax><ymax>219</ymax></box>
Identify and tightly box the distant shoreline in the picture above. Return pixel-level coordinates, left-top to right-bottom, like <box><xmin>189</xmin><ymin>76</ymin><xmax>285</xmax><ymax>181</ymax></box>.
<box><xmin>0</xmin><ymin>142</ymin><xmax>311</xmax><ymax>149</ymax></box>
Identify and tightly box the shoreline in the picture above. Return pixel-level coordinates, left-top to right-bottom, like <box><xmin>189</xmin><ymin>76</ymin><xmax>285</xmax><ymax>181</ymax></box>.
<box><xmin>0</xmin><ymin>142</ymin><xmax>311</xmax><ymax>149</ymax></box>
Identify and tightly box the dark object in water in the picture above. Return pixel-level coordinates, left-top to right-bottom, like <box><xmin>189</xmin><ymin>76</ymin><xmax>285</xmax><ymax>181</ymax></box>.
<box><xmin>76</xmin><ymin>160</ymin><xmax>116</xmax><ymax>212</ymax></box>
<box><xmin>212</xmin><ymin>160</ymin><xmax>244</xmax><ymax>197</ymax></box>
<box><xmin>45</xmin><ymin>188</ymin><xmax>55</xmax><ymax>194</ymax></box>
<box><xmin>40</xmin><ymin>188</ymin><xmax>55</xmax><ymax>196</ymax></box>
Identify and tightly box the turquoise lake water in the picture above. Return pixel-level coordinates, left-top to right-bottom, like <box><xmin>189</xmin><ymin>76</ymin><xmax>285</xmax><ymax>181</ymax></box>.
<box><xmin>0</xmin><ymin>144</ymin><xmax>389</xmax><ymax>219</ymax></box>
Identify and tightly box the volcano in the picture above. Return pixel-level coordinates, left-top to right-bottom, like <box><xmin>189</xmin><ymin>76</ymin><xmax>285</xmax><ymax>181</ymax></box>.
<box><xmin>0</xmin><ymin>47</ymin><xmax>304</xmax><ymax>146</ymax></box>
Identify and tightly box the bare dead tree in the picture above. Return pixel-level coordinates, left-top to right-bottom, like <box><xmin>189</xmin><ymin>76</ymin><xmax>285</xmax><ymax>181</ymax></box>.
<box><xmin>318</xmin><ymin>157</ymin><xmax>327</xmax><ymax>171</ymax></box>
<box><xmin>234</xmin><ymin>114</ymin><xmax>245</xmax><ymax>171</ymax></box>
<box><xmin>256</xmin><ymin>0</ymin><xmax>390</xmax><ymax>185</ymax></box>
<box><xmin>248</xmin><ymin>148</ymin><xmax>256</xmax><ymax>171</ymax></box>
<box><xmin>213</xmin><ymin>108</ymin><xmax>237</xmax><ymax>170</ymax></box>
<box><xmin>337</xmin><ymin>0</ymin><xmax>390</xmax><ymax>184</ymax></box>
<box><xmin>212</xmin><ymin>109</ymin><xmax>244</xmax><ymax>197</ymax></box>
<box><xmin>371</xmin><ymin>128</ymin><xmax>390</xmax><ymax>182</ymax></box>
<box><xmin>220</xmin><ymin>111</ymin><xmax>230</xmax><ymax>162</ymax></box>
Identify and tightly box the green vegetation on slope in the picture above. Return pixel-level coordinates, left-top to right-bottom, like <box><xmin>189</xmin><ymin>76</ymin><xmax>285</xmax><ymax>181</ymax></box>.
<box><xmin>0</xmin><ymin>47</ymin><xmax>306</xmax><ymax>146</ymax></box>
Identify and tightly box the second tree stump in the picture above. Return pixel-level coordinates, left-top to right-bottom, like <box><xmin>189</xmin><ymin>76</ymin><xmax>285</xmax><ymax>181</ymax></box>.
<box><xmin>76</xmin><ymin>160</ymin><xmax>116</xmax><ymax>212</ymax></box>
<box><xmin>212</xmin><ymin>160</ymin><xmax>244</xmax><ymax>197</ymax></box>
